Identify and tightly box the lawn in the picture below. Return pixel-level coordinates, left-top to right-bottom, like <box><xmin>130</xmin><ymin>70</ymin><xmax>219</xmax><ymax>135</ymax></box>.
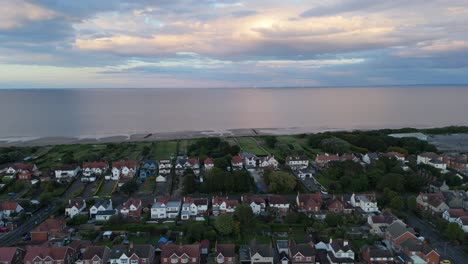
<box><xmin>178</xmin><ymin>140</ymin><xmax>191</xmax><ymax>156</ymax></box>
<box><xmin>139</xmin><ymin>176</ymin><xmax>156</xmax><ymax>194</ymax></box>
<box><xmin>152</xmin><ymin>141</ymin><xmax>177</xmax><ymax>160</ymax></box>
<box><xmin>237</xmin><ymin>137</ymin><xmax>268</xmax><ymax>156</ymax></box>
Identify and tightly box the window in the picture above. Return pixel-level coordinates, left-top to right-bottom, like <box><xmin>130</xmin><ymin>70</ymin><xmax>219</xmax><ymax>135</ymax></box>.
<box><xmin>45</xmin><ymin>261</ymin><xmax>52</xmax><ymax>264</ymax></box>
<box><xmin>306</xmin><ymin>257</ymin><xmax>311</xmax><ymax>261</ymax></box>
<box><xmin>131</xmin><ymin>260</ymin><xmax>138</xmax><ymax>264</ymax></box>
<box><xmin>141</xmin><ymin>260</ymin><xmax>146</xmax><ymax>264</ymax></box>
<box><xmin>121</xmin><ymin>259</ymin><xmax>128</xmax><ymax>264</ymax></box>
<box><xmin>93</xmin><ymin>261</ymin><xmax>100</xmax><ymax>264</ymax></box>
<box><xmin>170</xmin><ymin>258</ymin><xmax>178</xmax><ymax>264</ymax></box>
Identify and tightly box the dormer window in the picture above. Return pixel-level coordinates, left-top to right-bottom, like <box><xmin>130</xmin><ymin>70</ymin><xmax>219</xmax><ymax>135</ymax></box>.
<box><xmin>217</xmin><ymin>255</ymin><xmax>225</xmax><ymax>263</ymax></box>
<box><xmin>170</xmin><ymin>258</ymin><xmax>178</xmax><ymax>264</ymax></box>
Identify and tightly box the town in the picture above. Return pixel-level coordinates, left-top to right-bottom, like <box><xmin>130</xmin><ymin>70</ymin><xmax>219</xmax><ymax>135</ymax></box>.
<box><xmin>1</xmin><ymin>128</ymin><xmax>468</xmax><ymax>264</ymax></box>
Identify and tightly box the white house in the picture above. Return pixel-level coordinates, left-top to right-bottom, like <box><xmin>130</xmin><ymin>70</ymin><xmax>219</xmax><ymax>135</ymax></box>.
<box><xmin>82</xmin><ymin>161</ymin><xmax>108</xmax><ymax>176</ymax></box>
<box><xmin>327</xmin><ymin>239</ymin><xmax>355</xmax><ymax>264</ymax></box>
<box><xmin>212</xmin><ymin>196</ymin><xmax>238</xmax><ymax>216</ymax></box>
<box><xmin>111</xmin><ymin>160</ymin><xmax>137</xmax><ymax>180</ymax></box>
<box><xmin>159</xmin><ymin>159</ymin><xmax>172</xmax><ymax>175</ymax></box>
<box><xmin>1</xmin><ymin>201</ymin><xmax>24</xmax><ymax>218</ymax></box>
<box><xmin>259</xmin><ymin>156</ymin><xmax>279</xmax><ymax>169</ymax></box>
<box><xmin>166</xmin><ymin>199</ymin><xmax>181</xmax><ymax>219</ymax></box>
<box><xmin>55</xmin><ymin>165</ymin><xmax>80</xmax><ymax>182</ymax></box>
<box><xmin>120</xmin><ymin>198</ymin><xmax>142</xmax><ymax>219</ymax></box>
<box><xmin>417</xmin><ymin>152</ymin><xmax>440</xmax><ymax>165</ymax></box>
<box><xmin>181</xmin><ymin>197</ymin><xmax>209</xmax><ymax>220</ymax></box>
<box><xmin>65</xmin><ymin>199</ymin><xmax>86</xmax><ymax>218</ymax></box>
<box><xmin>443</xmin><ymin>209</ymin><xmax>467</xmax><ymax>223</ymax></box>
<box><xmin>95</xmin><ymin>209</ymin><xmax>117</xmax><ymax>221</ymax></box>
<box><xmin>151</xmin><ymin>198</ymin><xmax>168</xmax><ymax>219</ymax></box>
<box><xmin>231</xmin><ymin>156</ymin><xmax>243</xmax><ymax>170</ymax></box>
<box><xmin>268</xmin><ymin>196</ymin><xmax>290</xmax><ymax>215</ymax></box>
<box><xmin>362</xmin><ymin>153</ymin><xmax>379</xmax><ymax>164</ymax></box>
<box><xmin>155</xmin><ymin>174</ymin><xmax>167</xmax><ymax>182</ymax></box>
<box><xmin>456</xmin><ymin>216</ymin><xmax>468</xmax><ymax>233</ymax></box>
<box><xmin>350</xmin><ymin>193</ymin><xmax>378</xmax><ymax>213</ymax></box>
<box><xmin>90</xmin><ymin>199</ymin><xmax>113</xmax><ymax>219</ymax></box>
<box><xmin>242</xmin><ymin>152</ymin><xmax>257</xmax><ymax>168</ymax></box>
<box><xmin>204</xmin><ymin>158</ymin><xmax>214</xmax><ymax>171</ymax></box>
<box><xmin>250</xmin><ymin>244</ymin><xmax>274</xmax><ymax>264</ymax></box>
<box><xmin>428</xmin><ymin>159</ymin><xmax>447</xmax><ymax>170</ymax></box>
<box><xmin>242</xmin><ymin>196</ymin><xmax>266</xmax><ymax>215</ymax></box>
<box><xmin>7</xmin><ymin>163</ymin><xmax>38</xmax><ymax>174</ymax></box>
<box><xmin>286</xmin><ymin>156</ymin><xmax>309</xmax><ymax>169</ymax></box>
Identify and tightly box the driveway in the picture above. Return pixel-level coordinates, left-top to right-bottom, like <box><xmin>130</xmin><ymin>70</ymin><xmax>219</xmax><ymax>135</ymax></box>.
<box><xmin>407</xmin><ymin>214</ymin><xmax>468</xmax><ymax>263</ymax></box>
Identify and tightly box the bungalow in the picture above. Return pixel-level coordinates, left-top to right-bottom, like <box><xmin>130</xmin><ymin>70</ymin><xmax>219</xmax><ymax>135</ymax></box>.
<box><xmin>89</xmin><ymin>199</ymin><xmax>113</xmax><ymax>219</ymax></box>
<box><xmin>65</xmin><ymin>199</ymin><xmax>86</xmax><ymax>219</ymax></box>
<box><xmin>160</xmin><ymin>244</ymin><xmax>200</xmax><ymax>264</ymax></box>
<box><xmin>76</xmin><ymin>246</ymin><xmax>110</xmax><ymax>264</ymax></box>
<box><xmin>82</xmin><ymin>161</ymin><xmax>108</xmax><ymax>177</ymax></box>
<box><xmin>204</xmin><ymin>158</ymin><xmax>214</xmax><ymax>171</ymax></box>
<box><xmin>242</xmin><ymin>195</ymin><xmax>266</xmax><ymax>215</ymax></box>
<box><xmin>181</xmin><ymin>197</ymin><xmax>209</xmax><ymax>220</ymax></box>
<box><xmin>212</xmin><ymin>196</ymin><xmax>238</xmax><ymax>216</ymax></box>
<box><xmin>361</xmin><ymin>245</ymin><xmax>394</xmax><ymax>264</ymax></box>
<box><xmin>249</xmin><ymin>243</ymin><xmax>274</xmax><ymax>264</ymax></box>
<box><xmin>1</xmin><ymin>201</ymin><xmax>24</xmax><ymax>218</ymax></box>
<box><xmin>286</xmin><ymin>156</ymin><xmax>309</xmax><ymax>169</ymax></box>
<box><xmin>23</xmin><ymin>246</ymin><xmax>75</xmax><ymax>264</ymax></box>
<box><xmin>350</xmin><ymin>193</ymin><xmax>379</xmax><ymax>213</ymax></box>
<box><xmin>54</xmin><ymin>165</ymin><xmax>80</xmax><ymax>182</ymax></box>
<box><xmin>296</xmin><ymin>193</ymin><xmax>322</xmax><ymax>216</ymax></box>
<box><xmin>31</xmin><ymin>217</ymin><xmax>69</xmax><ymax>242</ymax></box>
<box><xmin>442</xmin><ymin>208</ymin><xmax>467</xmax><ymax>223</ymax></box>
<box><xmin>288</xmin><ymin>240</ymin><xmax>316</xmax><ymax>264</ymax></box>
<box><xmin>119</xmin><ymin>198</ymin><xmax>142</xmax><ymax>219</ymax></box>
<box><xmin>159</xmin><ymin>159</ymin><xmax>172</xmax><ymax>175</ymax></box>
<box><xmin>215</xmin><ymin>244</ymin><xmax>236</xmax><ymax>264</ymax></box>
<box><xmin>0</xmin><ymin>247</ymin><xmax>25</xmax><ymax>264</ymax></box>
<box><xmin>231</xmin><ymin>156</ymin><xmax>243</xmax><ymax>170</ymax></box>
<box><xmin>258</xmin><ymin>156</ymin><xmax>279</xmax><ymax>169</ymax></box>
<box><xmin>111</xmin><ymin>160</ymin><xmax>137</xmax><ymax>180</ymax></box>
<box><xmin>385</xmin><ymin>220</ymin><xmax>417</xmax><ymax>250</ymax></box>
<box><xmin>108</xmin><ymin>245</ymin><xmax>155</xmax><ymax>264</ymax></box>
<box><xmin>268</xmin><ymin>195</ymin><xmax>290</xmax><ymax>216</ymax></box>
<box><xmin>242</xmin><ymin>152</ymin><xmax>257</xmax><ymax>168</ymax></box>
<box><xmin>416</xmin><ymin>192</ymin><xmax>449</xmax><ymax>214</ymax></box>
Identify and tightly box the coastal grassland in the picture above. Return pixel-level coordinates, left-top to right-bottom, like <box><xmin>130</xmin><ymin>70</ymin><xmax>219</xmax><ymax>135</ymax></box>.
<box><xmin>151</xmin><ymin>141</ymin><xmax>177</xmax><ymax>160</ymax></box>
<box><xmin>237</xmin><ymin>137</ymin><xmax>268</xmax><ymax>156</ymax></box>
<box><xmin>178</xmin><ymin>140</ymin><xmax>191</xmax><ymax>155</ymax></box>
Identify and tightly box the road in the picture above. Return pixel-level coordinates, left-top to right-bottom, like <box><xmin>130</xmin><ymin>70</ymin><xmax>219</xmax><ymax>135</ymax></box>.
<box><xmin>407</xmin><ymin>214</ymin><xmax>468</xmax><ymax>264</ymax></box>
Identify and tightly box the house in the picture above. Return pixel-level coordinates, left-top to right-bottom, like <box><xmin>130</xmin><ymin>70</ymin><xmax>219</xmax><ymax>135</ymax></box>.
<box><xmin>166</xmin><ymin>199</ymin><xmax>182</xmax><ymax>219</ymax></box>
<box><xmin>31</xmin><ymin>217</ymin><xmax>68</xmax><ymax>242</ymax></box>
<box><xmin>361</xmin><ymin>245</ymin><xmax>394</xmax><ymax>264</ymax></box>
<box><xmin>200</xmin><ymin>240</ymin><xmax>209</xmax><ymax>255</ymax></box>
<box><xmin>268</xmin><ymin>195</ymin><xmax>290</xmax><ymax>216</ymax></box>
<box><xmin>108</xmin><ymin>245</ymin><xmax>155</xmax><ymax>264</ymax></box>
<box><xmin>327</xmin><ymin>239</ymin><xmax>355</xmax><ymax>264</ymax></box>
<box><xmin>96</xmin><ymin>210</ymin><xmax>117</xmax><ymax>222</ymax></box>
<box><xmin>76</xmin><ymin>246</ymin><xmax>110</xmax><ymax>264</ymax></box>
<box><xmin>54</xmin><ymin>165</ymin><xmax>80</xmax><ymax>182</ymax></box>
<box><xmin>297</xmin><ymin>168</ymin><xmax>315</xmax><ymax>179</ymax></box>
<box><xmin>215</xmin><ymin>244</ymin><xmax>236</xmax><ymax>264</ymax></box>
<box><xmin>158</xmin><ymin>159</ymin><xmax>172</xmax><ymax>175</ymax></box>
<box><xmin>231</xmin><ymin>156</ymin><xmax>243</xmax><ymax>170</ymax></box>
<box><xmin>181</xmin><ymin>197</ymin><xmax>209</xmax><ymax>220</ymax></box>
<box><xmin>296</xmin><ymin>193</ymin><xmax>322</xmax><ymax>216</ymax></box>
<box><xmin>119</xmin><ymin>198</ymin><xmax>142</xmax><ymax>219</ymax></box>
<box><xmin>455</xmin><ymin>216</ymin><xmax>468</xmax><ymax>232</ymax></box>
<box><xmin>204</xmin><ymin>158</ymin><xmax>214</xmax><ymax>171</ymax></box>
<box><xmin>82</xmin><ymin>161</ymin><xmax>108</xmax><ymax>178</ymax></box>
<box><xmin>65</xmin><ymin>199</ymin><xmax>86</xmax><ymax>218</ymax></box>
<box><xmin>151</xmin><ymin>197</ymin><xmax>168</xmax><ymax>219</ymax></box>
<box><xmin>367</xmin><ymin>210</ymin><xmax>397</xmax><ymax>236</ymax></box>
<box><xmin>326</xmin><ymin>197</ymin><xmax>344</xmax><ymax>213</ymax></box>
<box><xmin>175</xmin><ymin>157</ymin><xmax>200</xmax><ymax>176</ymax></box>
<box><xmin>242</xmin><ymin>152</ymin><xmax>257</xmax><ymax>168</ymax></box>
<box><xmin>417</xmin><ymin>152</ymin><xmax>441</xmax><ymax>165</ymax></box>
<box><xmin>239</xmin><ymin>245</ymin><xmax>251</xmax><ymax>264</ymax></box>
<box><xmin>362</xmin><ymin>153</ymin><xmax>379</xmax><ymax>164</ymax></box>
<box><xmin>400</xmin><ymin>238</ymin><xmax>440</xmax><ymax>264</ymax></box>
<box><xmin>212</xmin><ymin>196</ymin><xmax>238</xmax><ymax>216</ymax></box>
<box><xmin>1</xmin><ymin>201</ymin><xmax>24</xmax><ymax>218</ymax></box>
<box><xmin>289</xmin><ymin>240</ymin><xmax>315</xmax><ymax>264</ymax></box>
<box><xmin>141</xmin><ymin>160</ymin><xmax>158</xmax><ymax>171</ymax></box>
<box><xmin>17</xmin><ymin>171</ymin><xmax>32</xmax><ymax>181</ymax></box>
<box><xmin>24</xmin><ymin>246</ymin><xmax>74</xmax><ymax>264</ymax></box>
<box><xmin>416</xmin><ymin>192</ymin><xmax>449</xmax><ymax>214</ymax></box>
<box><xmin>383</xmin><ymin>152</ymin><xmax>405</xmax><ymax>161</ymax></box>
<box><xmin>0</xmin><ymin>247</ymin><xmax>25</xmax><ymax>264</ymax></box>
<box><xmin>442</xmin><ymin>208</ymin><xmax>467</xmax><ymax>223</ymax></box>
<box><xmin>315</xmin><ymin>154</ymin><xmax>340</xmax><ymax>167</ymax></box>
<box><xmin>443</xmin><ymin>154</ymin><xmax>468</xmax><ymax>174</ymax></box>
<box><xmin>428</xmin><ymin>181</ymin><xmax>449</xmax><ymax>193</ymax></box>
<box><xmin>249</xmin><ymin>243</ymin><xmax>274</xmax><ymax>264</ymax></box>
<box><xmin>286</xmin><ymin>156</ymin><xmax>309</xmax><ymax>169</ymax></box>
<box><xmin>7</xmin><ymin>163</ymin><xmax>38</xmax><ymax>175</ymax></box>
<box><xmin>89</xmin><ymin>199</ymin><xmax>113</xmax><ymax>219</ymax></box>
<box><xmin>111</xmin><ymin>160</ymin><xmax>137</xmax><ymax>180</ymax></box>
<box><xmin>160</xmin><ymin>244</ymin><xmax>200</xmax><ymax>264</ymax></box>
<box><xmin>242</xmin><ymin>196</ymin><xmax>266</xmax><ymax>215</ymax></box>
<box><xmin>428</xmin><ymin>159</ymin><xmax>447</xmax><ymax>170</ymax></box>
<box><xmin>258</xmin><ymin>156</ymin><xmax>279</xmax><ymax>169</ymax></box>
<box><xmin>385</xmin><ymin>220</ymin><xmax>417</xmax><ymax>250</ymax></box>
<box><xmin>350</xmin><ymin>193</ymin><xmax>379</xmax><ymax>213</ymax></box>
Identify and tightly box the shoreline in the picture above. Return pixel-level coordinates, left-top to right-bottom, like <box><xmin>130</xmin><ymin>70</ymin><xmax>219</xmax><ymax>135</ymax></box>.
<box><xmin>0</xmin><ymin>125</ymin><xmax>441</xmax><ymax>147</ymax></box>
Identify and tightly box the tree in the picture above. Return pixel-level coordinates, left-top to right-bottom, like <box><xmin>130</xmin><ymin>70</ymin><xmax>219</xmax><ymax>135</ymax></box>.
<box><xmin>183</xmin><ymin>172</ymin><xmax>197</xmax><ymax>194</ymax></box>
<box><xmin>120</xmin><ymin>181</ymin><xmax>138</xmax><ymax>196</ymax></box>
<box><xmin>67</xmin><ymin>214</ymin><xmax>89</xmax><ymax>226</ymax></box>
<box><xmin>264</xmin><ymin>136</ymin><xmax>278</xmax><ymax>148</ymax></box>
<box><xmin>62</xmin><ymin>152</ymin><xmax>75</xmax><ymax>164</ymax></box>
<box><xmin>390</xmin><ymin>196</ymin><xmax>404</xmax><ymax>211</ymax></box>
<box><xmin>265</xmin><ymin>171</ymin><xmax>297</xmax><ymax>194</ymax></box>
<box><xmin>142</xmin><ymin>145</ymin><xmax>151</xmax><ymax>157</ymax></box>
<box><xmin>215</xmin><ymin>214</ymin><xmax>235</xmax><ymax>236</ymax></box>
<box><xmin>234</xmin><ymin>204</ymin><xmax>254</xmax><ymax>232</ymax></box>
<box><xmin>446</xmin><ymin>222</ymin><xmax>464</xmax><ymax>242</ymax></box>
<box><xmin>214</xmin><ymin>158</ymin><xmax>230</xmax><ymax>171</ymax></box>
<box><xmin>407</xmin><ymin>196</ymin><xmax>417</xmax><ymax>212</ymax></box>
<box><xmin>325</xmin><ymin>213</ymin><xmax>343</xmax><ymax>227</ymax></box>
<box><xmin>320</xmin><ymin>137</ymin><xmax>350</xmax><ymax>154</ymax></box>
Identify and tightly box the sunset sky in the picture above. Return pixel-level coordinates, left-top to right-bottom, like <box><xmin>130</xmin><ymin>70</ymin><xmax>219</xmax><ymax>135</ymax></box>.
<box><xmin>1</xmin><ymin>0</ymin><xmax>468</xmax><ymax>88</ymax></box>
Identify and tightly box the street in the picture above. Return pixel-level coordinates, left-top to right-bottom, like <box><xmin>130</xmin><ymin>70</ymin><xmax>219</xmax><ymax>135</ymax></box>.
<box><xmin>407</xmin><ymin>214</ymin><xmax>468</xmax><ymax>264</ymax></box>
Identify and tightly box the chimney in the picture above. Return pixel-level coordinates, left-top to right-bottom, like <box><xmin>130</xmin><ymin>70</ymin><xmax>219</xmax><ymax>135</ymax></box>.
<box><xmin>130</xmin><ymin>241</ymin><xmax>134</xmax><ymax>250</ymax></box>
<box><xmin>343</xmin><ymin>240</ymin><xmax>348</xmax><ymax>246</ymax></box>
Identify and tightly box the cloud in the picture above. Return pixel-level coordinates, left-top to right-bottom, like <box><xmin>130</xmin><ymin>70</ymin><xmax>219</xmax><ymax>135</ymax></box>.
<box><xmin>0</xmin><ymin>0</ymin><xmax>57</xmax><ymax>29</ymax></box>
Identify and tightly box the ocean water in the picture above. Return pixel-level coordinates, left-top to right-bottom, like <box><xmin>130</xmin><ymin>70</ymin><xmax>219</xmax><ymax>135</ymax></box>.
<box><xmin>0</xmin><ymin>86</ymin><xmax>467</xmax><ymax>138</ymax></box>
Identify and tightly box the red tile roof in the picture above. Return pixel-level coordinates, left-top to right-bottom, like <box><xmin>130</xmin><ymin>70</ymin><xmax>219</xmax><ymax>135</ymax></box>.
<box><xmin>459</xmin><ymin>216</ymin><xmax>468</xmax><ymax>225</ymax></box>
<box><xmin>243</xmin><ymin>196</ymin><xmax>266</xmax><ymax>205</ymax></box>
<box><xmin>232</xmin><ymin>156</ymin><xmax>242</xmax><ymax>163</ymax></box>
<box><xmin>112</xmin><ymin>160</ymin><xmax>137</xmax><ymax>169</ymax></box>
<box><xmin>160</xmin><ymin>244</ymin><xmax>200</xmax><ymax>258</ymax></box>
<box><xmin>24</xmin><ymin>246</ymin><xmax>71</xmax><ymax>262</ymax></box>
<box><xmin>11</xmin><ymin>162</ymin><xmax>35</xmax><ymax>171</ymax></box>
<box><xmin>33</xmin><ymin>218</ymin><xmax>66</xmax><ymax>232</ymax></box>
<box><xmin>212</xmin><ymin>196</ymin><xmax>238</xmax><ymax>207</ymax></box>
<box><xmin>123</xmin><ymin>198</ymin><xmax>141</xmax><ymax>209</ymax></box>
<box><xmin>83</xmin><ymin>161</ymin><xmax>108</xmax><ymax>169</ymax></box>
<box><xmin>447</xmin><ymin>209</ymin><xmax>467</xmax><ymax>218</ymax></box>
<box><xmin>0</xmin><ymin>247</ymin><xmax>21</xmax><ymax>262</ymax></box>
<box><xmin>1</xmin><ymin>201</ymin><xmax>20</xmax><ymax>211</ymax></box>
<box><xmin>268</xmin><ymin>195</ymin><xmax>288</xmax><ymax>204</ymax></box>
<box><xmin>316</xmin><ymin>154</ymin><xmax>340</xmax><ymax>162</ymax></box>
<box><xmin>204</xmin><ymin>158</ymin><xmax>214</xmax><ymax>165</ymax></box>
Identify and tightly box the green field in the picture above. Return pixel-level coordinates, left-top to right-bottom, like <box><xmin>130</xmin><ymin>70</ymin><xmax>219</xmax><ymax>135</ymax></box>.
<box><xmin>152</xmin><ymin>141</ymin><xmax>177</xmax><ymax>160</ymax></box>
<box><xmin>237</xmin><ymin>137</ymin><xmax>268</xmax><ymax>156</ymax></box>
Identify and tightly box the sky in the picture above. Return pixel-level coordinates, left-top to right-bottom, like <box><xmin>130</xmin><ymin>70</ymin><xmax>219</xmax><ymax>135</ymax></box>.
<box><xmin>1</xmin><ymin>0</ymin><xmax>468</xmax><ymax>88</ymax></box>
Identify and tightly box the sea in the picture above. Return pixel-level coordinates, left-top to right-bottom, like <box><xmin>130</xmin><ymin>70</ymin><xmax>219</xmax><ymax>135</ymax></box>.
<box><xmin>1</xmin><ymin>86</ymin><xmax>468</xmax><ymax>139</ymax></box>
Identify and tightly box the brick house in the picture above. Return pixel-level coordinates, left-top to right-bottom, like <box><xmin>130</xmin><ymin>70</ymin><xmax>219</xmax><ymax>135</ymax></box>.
<box><xmin>108</xmin><ymin>245</ymin><xmax>155</xmax><ymax>264</ymax></box>
<box><xmin>75</xmin><ymin>246</ymin><xmax>110</xmax><ymax>264</ymax></box>
<box><xmin>416</xmin><ymin>192</ymin><xmax>449</xmax><ymax>215</ymax></box>
<box><xmin>23</xmin><ymin>246</ymin><xmax>74</xmax><ymax>264</ymax></box>
<box><xmin>268</xmin><ymin>195</ymin><xmax>290</xmax><ymax>216</ymax></box>
<box><xmin>214</xmin><ymin>244</ymin><xmax>236</xmax><ymax>264</ymax></box>
<box><xmin>288</xmin><ymin>240</ymin><xmax>315</xmax><ymax>264</ymax></box>
<box><xmin>31</xmin><ymin>217</ymin><xmax>68</xmax><ymax>242</ymax></box>
<box><xmin>400</xmin><ymin>238</ymin><xmax>440</xmax><ymax>264</ymax></box>
<box><xmin>385</xmin><ymin>220</ymin><xmax>417</xmax><ymax>250</ymax></box>
<box><xmin>161</xmin><ymin>244</ymin><xmax>200</xmax><ymax>264</ymax></box>
<box><xmin>326</xmin><ymin>197</ymin><xmax>344</xmax><ymax>213</ymax></box>
<box><xmin>0</xmin><ymin>247</ymin><xmax>25</xmax><ymax>264</ymax></box>
<box><xmin>119</xmin><ymin>198</ymin><xmax>142</xmax><ymax>219</ymax></box>
<box><xmin>360</xmin><ymin>245</ymin><xmax>394</xmax><ymax>264</ymax></box>
<box><xmin>212</xmin><ymin>196</ymin><xmax>238</xmax><ymax>216</ymax></box>
<box><xmin>296</xmin><ymin>193</ymin><xmax>322</xmax><ymax>215</ymax></box>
